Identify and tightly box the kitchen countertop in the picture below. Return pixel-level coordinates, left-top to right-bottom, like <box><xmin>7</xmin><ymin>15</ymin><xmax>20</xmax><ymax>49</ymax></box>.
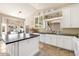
<box><xmin>6</xmin><ymin>34</ymin><xmax>40</xmax><ymax>44</ymax></box>
<box><xmin>5</xmin><ymin>32</ymin><xmax>78</xmax><ymax>44</ymax></box>
<box><xmin>38</xmin><ymin>32</ymin><xmax>78</xmax><ymax>38</ymax></box>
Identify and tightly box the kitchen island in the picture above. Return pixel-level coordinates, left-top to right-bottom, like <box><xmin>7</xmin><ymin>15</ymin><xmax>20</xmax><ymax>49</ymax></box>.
<box><xmin>5</xmin><ymin>33</ymin><xmax>40</xmax><ymax>56</ymax></box>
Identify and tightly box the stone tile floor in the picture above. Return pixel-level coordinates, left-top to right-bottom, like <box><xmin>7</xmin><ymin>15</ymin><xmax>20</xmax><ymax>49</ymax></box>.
<box><xmin>35</xmin><ymin>42</ymin><xmax>75</xmax><ymax>56</ymax></box>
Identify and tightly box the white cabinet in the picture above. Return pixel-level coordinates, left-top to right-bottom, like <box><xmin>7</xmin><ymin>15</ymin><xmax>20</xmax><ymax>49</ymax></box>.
<box><xmin>19</xmin><ymin>39</ymin><xmax>30</xmax><ymax>56</ymax></box>
<box><xmin>49</xmin><ymin>35</ymin><xmax>57</xmax><ymax>46</ymax></box>
<box><xmin>7</xmin><ymin>42</ymin><xmax>18</xmax><ymax>56</ymax></box>
<box><xmin>73</xmin><ymin>38</ymin><xmax>79</xmax><ymax>56</ymax></box>
<box><xmin>40</xmin><ymin>34</ymin><xmax>46</xmax><ymax>43</ymax></box>
<box><xmin>27</xmin><ymin>37</ymin><xmax>39</xmax><ymax>56</ymax></box>
<box><xmin>19</xmin><ymin>37</ymin><xmax>39</xmax><ymax>56</ymax></box>
<box><xmin>35</xmin><ymin>16</ymin><xmax>45</xmax><ymax>28</ymax></box>
<box><xmin>7</xmin><ymin>43</ymin><xmax>14</xmax><ymax>56</ymax></box>
<box><xmin>61</xmin><ymin>4</ymin><xmax>79</xmax><ymax>28</ymax></box>
<box><xmin>61</xmin><ymin>7</ymin><xmax>71</xmax><ymax>28</ymax></box>
<box><xmin>56</xmin><ymin>35</ymin><xmax>64</xmax><ymax>48</ymax></box>
<box><xmin>62</xmin><ymin>36</ymin><xmax>74</xmax><ymax>50</ymax></box>
<box><xmin>70</xmin><ymin>5</ymin><xmax>79</xmax><ymax>28</ymax></box>
<box><xmin>56</xmin><ymin>35</ymin><xmax>74</xmax><ymax>51</ymax></box>
<box><xmin>14</xmin><ymin>42</ymin><xmax>19</xmax><ymax>56</ymax></box>
<box><xmin>7</xmin><ymin>37</ymin><xmax>39</xmax><ymax>56</ymax></box>
<box><xmin>45</xmin><ymin>34</ymin><xmax>52</xmax><ymax>44</ymax></box>
<box><xmin>40</xmin><ymin>34</ymin><xmax>57</xmax><ymax>46</ymax></box>
<box><xmin>40</xmin><ymin>34</ymin><xmax>74</xmax><ymax>51</ymax></box>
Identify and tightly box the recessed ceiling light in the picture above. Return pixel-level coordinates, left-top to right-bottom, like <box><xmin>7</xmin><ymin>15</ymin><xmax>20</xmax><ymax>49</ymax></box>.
<box><xmin>18</xmin><ymin>11</ymin><xmax>22</xmax><ymax>13</ymax></box>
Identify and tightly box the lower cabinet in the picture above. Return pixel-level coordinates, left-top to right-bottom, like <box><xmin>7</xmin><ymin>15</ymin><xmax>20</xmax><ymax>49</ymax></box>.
<box><xmin>7</xmin><ymin>43</ymin><xmax>14</xmax><ymax>56</ymax></box>
<box><xmin>56</xmin><ymin>35</ymin><xmax>74</xmax><ymax>51</ymax></box>
<box><xmin>73</xmin><ymin>38</ymin><xmax>79</xmax><ymax>56</ymax></box>
<box><xmin>40</xmin><ymin>34</ymin><xmax>46</xmax><ymax>43</ymax></box>
<box><xmin>19</xmin><ymin>39</ymin><xmax>29</xmax><ymax>56</ymax></box>
<box><xmin>7</xmin><ymin>37</ymin><xmax>39</xmax><ymax>56</ymax></box>
<box><xmin>40</xmin><ymin>34</ymin><xmax>57</xmax><ymax>46</ymax></box>
<box><xmin>19</xmin><ymin>37</ymin><xmax>39</xmax><ymax>56</ymax></box>
<box><xmin>62</xmin><ymin>36</ymin><xmax>73</xmax><ymax>50</ymax></box>
<box><xmin>45</xmin><ymin>34</ymin><xmax>52</xmax><ymax>44</ymax></box>
<box><xmin>40</xmin><ymin>34</ymin><xmax>74</xmax><ymax>51</ymax></box>
<box><xmin>56</xmin><ymin>35</ymin><xmax>64</xmax><ymax>48</ymax></box>
<box><xmin>50</xmin><ymin>35</ymin><xmax>57</xmax><ymax>46</ymax></box>
<box><xmin>7</xmin><ymin>42</ymin><xmax>19</xmax><ymax>56</ymax></box>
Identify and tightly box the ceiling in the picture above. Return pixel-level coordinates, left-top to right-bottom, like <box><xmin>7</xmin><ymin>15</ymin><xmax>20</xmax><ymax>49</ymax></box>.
<box><xmin>29</xmin><ymin>3</ymin><xmax>70</xmax><ymax>10</ymax></box>
<box><xmin>0</xmin><ymin>3</ymin><xmax>72</xmax><ymax>19</ymax></box>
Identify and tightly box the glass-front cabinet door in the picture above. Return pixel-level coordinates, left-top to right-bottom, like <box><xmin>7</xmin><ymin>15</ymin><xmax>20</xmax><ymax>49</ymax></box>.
<box><xmin>39</xmin><ymin>16</ymin><xmax>43</xmax><ymax>25</ymax></box>
<box><xmin>35</xmin><ymin>17</ymin><xmax>39</xmax><ymax>28</ymax></box>
<box><xmin>35</xmin><ymin>16</ymin><xmax>44</xmax><ymax>28</ymax></box>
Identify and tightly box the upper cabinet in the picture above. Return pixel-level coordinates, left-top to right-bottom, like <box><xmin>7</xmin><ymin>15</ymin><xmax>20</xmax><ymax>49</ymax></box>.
<box><xmin>70</xmin><ymin>5</ymin><xmax>79</xmax><ymax>28</ymax></box>
<box><xmin>61</xmin><ymin>4</ymin><xmax>79</xmax><ymax>28</ymax></box>
<box><xmin>35</xmin><ymin>16</ymin><xmax>45</xmax><ymax>29</ymax></box>
<box><xmin>34</xmin><ymin>9</ymin><xmax>62</xmax><ymax>29</ymax></box>
<box><xmin>35</xmin><ymin>4</ymin><xmax>79</xmax><ymax>29</ymax></box>
<box><xmin>61</xmin><ymin>6</ymin><xmax>71</xmax><ymax>28</ymax></box>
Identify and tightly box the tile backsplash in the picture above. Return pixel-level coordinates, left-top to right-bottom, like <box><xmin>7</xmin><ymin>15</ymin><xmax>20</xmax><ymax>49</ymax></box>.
<box><xmin>62</xmin><ymin>28</ymin><xmax>79</xmax><ymax>35</ymax></box>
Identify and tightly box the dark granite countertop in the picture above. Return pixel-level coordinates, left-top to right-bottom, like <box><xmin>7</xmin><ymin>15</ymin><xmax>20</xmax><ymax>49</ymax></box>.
<box><xmin>6</xmin><ymin>34</ymin><xmax>40</xmax><ymax>44</ymax></box>
<box><xmin>5</xmin><ymin>32</ymin><xmax>78</xmax><ymax>44</ymax></box>
<box><xmin>38</xmin><ymin>32</ymin><xmax>78</xmax><ymax>38</ymax></box>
